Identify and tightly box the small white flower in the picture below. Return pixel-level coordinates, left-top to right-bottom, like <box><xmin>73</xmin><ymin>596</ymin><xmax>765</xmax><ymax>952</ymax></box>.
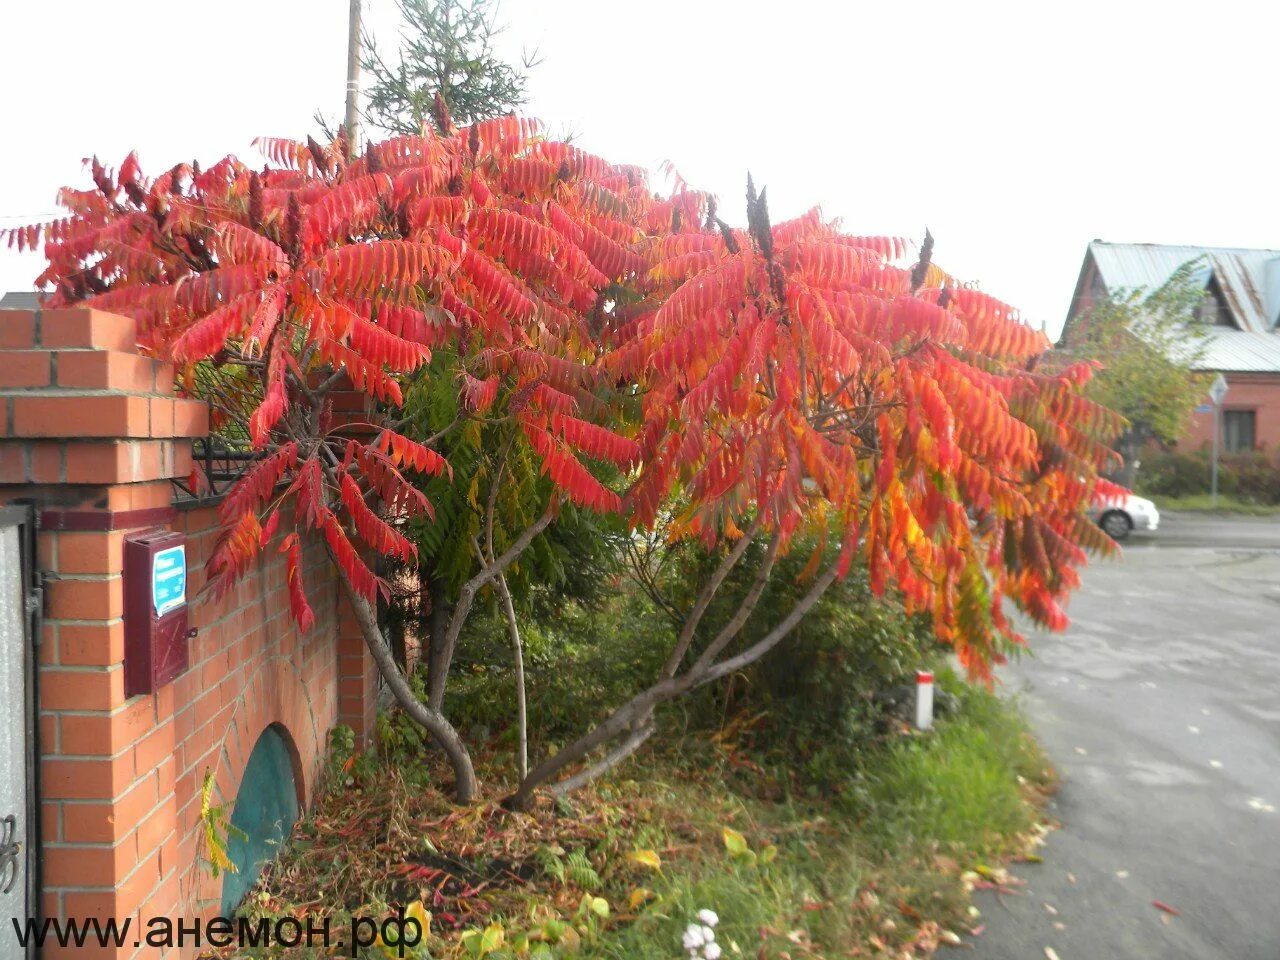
<box><xmin>683</xmin><ymin>924</ymin><xmax>706</xmax><ymax>951</ymax></box>
<box><xmin>697</xmin><ymin>909</ymin><xmax>720</xmax><ymax>928</ymax></box>
<box><xmin>701</xmin><ymin>925</ymin><xmax>716</xmax><ymax>943</ymax></box>
<box><xmin>703</xmin><ymin>943</ymin><xmax>722</xmax><ymax>960</ymax></box>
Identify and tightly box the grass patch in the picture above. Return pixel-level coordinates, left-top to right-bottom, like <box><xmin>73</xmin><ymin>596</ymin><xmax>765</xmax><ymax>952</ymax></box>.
<box><xmin>1148</xmin><ymin>494</ymin><xmax>1280</xmax><ymax>516</ymax></box>
<box><xmin>862</xmin><ymin>678</ymin><xmax>1052</xmax><ymax>857</ymax></box>
<box><xmin>219</xmin><ymin>675</ymin><xmax>1052</xmax><ymax>959</ymax></box>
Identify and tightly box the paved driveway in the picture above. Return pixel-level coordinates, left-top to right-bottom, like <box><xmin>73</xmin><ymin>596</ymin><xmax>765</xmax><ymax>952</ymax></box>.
<box><xmin>967</xmin><ymin>516</ymin><xmax>1280</xmax><ymax>960</ymax></box>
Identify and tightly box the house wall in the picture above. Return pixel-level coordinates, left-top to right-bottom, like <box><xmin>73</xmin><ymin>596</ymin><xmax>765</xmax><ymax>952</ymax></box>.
<box><xmin>1179</xmin><ymin>371</ymin><xmax>1280</xmax><ymax>452</ymax></box>
<box><xmin>0</xmin><ymin>308</ymin><xmax>379</xmax><ymax>958</ymax></box>
<box><xmin>1062</xmin><ymin>252</ymin><xmax>1108</xmax><ymax>339</ymax></box>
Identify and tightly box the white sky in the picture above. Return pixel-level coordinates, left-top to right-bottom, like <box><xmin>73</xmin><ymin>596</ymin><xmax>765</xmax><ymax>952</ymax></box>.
<box><xmin>3</xmin><ymin>0</ymin><xmax>1278</xmax><ymax>339</ymax></box>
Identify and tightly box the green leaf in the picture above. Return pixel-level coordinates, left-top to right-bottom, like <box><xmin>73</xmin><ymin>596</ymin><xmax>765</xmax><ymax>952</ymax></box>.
<box><xmin>480</xmin><ymin>923</ymin><xmax>504</xmax><ymax>953</ymax></box>
<box><xmin>722</xmin><ymin>826</ymin><xmax>750</xmax><ymax>857</ymax></box>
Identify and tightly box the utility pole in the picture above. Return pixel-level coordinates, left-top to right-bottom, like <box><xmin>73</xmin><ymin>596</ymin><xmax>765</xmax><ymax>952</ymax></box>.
<box><xmin>1211</xmin><ymin>403</ymin><xmax>1220</xmax><ymax>508</ymax></box>
<box><xmin>345</xmin><ymin>0</ymin><xmax>362</xmax><ymax>157</ymax></box>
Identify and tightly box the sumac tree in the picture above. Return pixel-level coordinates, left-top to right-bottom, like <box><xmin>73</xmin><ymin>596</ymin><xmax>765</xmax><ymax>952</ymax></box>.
<box><xmin>11</xmin><ymin>117</ymin><xmax>1124</xmax><ymax>807</ymax></box>
<box><xmin>12</xmin><ymin>116</ymin><xmax>663</xmax><ymax>802</ymax></box>
<box><xmin>504</xmin><ymin>201</ymin><xmax>1127</xmax><ymax>807</ymax></box>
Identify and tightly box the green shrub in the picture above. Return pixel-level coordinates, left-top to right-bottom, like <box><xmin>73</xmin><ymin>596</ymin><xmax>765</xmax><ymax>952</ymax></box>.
<box><xmin>1137</xmin><ymin>449</ymin><xmax>1210</xmax><ymax>497</ymax></box>
<box><xmin>690</xmin><ymin>560</ymin><xmax>940</xmax><ymax>797</ymax></box>
<box><xmin>1138</xmin><ymin>449</ymin><xmax>1280</xmax><ymax>504</ymax></box>
<box><xmin>436</xmin><ymin>532</ymin><xmax>941</xmax><ymax>797</ymax></box>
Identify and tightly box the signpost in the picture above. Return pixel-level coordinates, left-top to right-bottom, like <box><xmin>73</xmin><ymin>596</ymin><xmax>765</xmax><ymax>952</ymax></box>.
<box><xmin>1208</xmin><ymin>374</ymin><xmax>1229</xmax><ymax>508</ymax></box>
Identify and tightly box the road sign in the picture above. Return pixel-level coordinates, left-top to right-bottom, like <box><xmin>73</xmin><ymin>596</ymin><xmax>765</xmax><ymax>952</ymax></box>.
<box><xmin>152</xmin><ymin>545</ymin><xmax>186</xmax><ymax>617</ymax></box>
<box><xmin>1209</xmin><ymin>373</ymin><xmax>1229</xmax><ymax>406</ymax></box>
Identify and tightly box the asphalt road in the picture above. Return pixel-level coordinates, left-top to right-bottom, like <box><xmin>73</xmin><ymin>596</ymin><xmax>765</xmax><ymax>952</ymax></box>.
<box><xmin>965</xmin><ymin>514</ymin><xmax>1280</xmax><ymax>960</ymax></box>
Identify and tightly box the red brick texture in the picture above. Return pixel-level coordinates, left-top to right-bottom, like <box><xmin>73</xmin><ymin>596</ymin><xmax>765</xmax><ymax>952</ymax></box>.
<box><xmin>0</xmin><ymin>308</ymin><xmax>379</xmax><ymax>958</ymax></box>
<box><xmin>1179</xmin><ymin>371</ymin><xmax>1280</xmax><ymax>452</ymax></box>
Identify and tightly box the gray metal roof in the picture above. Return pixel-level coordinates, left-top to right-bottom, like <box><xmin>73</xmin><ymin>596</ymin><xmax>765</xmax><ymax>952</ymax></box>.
<box><xmin>1087</xmin><ymin>242</ymin><xmax>1280</xmax><ymax>373</ymax></box>
<box><xmin>1195</xmin><ymin>326</ymin><xmax>1280</xmax><ymax>372</ymax></box>
<box><xmin>1089</xmin><ymin>241</ymin><xmax>1280</xmax><ymax>333</ymax></box>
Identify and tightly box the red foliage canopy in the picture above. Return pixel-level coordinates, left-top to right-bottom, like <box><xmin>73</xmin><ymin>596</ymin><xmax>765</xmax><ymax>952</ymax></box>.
<box><xmin>11</xmin><ymin>118</ymin><xmax>1123</xmax><ymax>677</ymax></box>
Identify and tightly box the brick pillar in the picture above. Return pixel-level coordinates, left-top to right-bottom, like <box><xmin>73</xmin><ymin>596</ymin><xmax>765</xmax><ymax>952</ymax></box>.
<box><xmin>336</xmin><ymin>600</ymin><xmax>379</xmax><ymax>742</ymax></box>
<box><xmin>329</xmin><ymin>378</ymin><xmax>380</xmax><ymax>743</ymax></box>
<box><xmin>0</xmin><ymin>308</ymin><xmax>206</xmax><ymax>958</ymax></box>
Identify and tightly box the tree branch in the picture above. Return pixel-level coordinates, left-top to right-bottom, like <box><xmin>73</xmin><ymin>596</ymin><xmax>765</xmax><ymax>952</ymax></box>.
<box><xmin>658</xmin><ymin>511</ymin><xmax>764</xmax><ymax>680</ymax></box>
<box><xmin>689</xmin><ymin>526</ymin><xmax>783</xmax><ymax>675</ymax></box>
<box><xmin>507</xmin><ymin>556</ymin><xmax>841</xmax><ymax>810</ymax></box>
<box><xmin>427</xmin><ymin>499</ymin><xmax>557</xmax><ymax>710</ymax></box>
<box><xmin>549</xmin><ymin>720</ymin><xmax>655</xmax><ymax>797</ymax></box>
<box><xmin>327</xmin><ymin>538</ymin><xmax>478</xmax><ymax>802</ymax></box>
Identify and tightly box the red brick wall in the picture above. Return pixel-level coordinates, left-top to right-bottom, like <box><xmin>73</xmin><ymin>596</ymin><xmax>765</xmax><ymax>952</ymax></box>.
<box><xmin>0</xmin><ymin>308</ymin><xmax>379</xmax><ymax>958</ymax></box>
<box><xmin>1179</xmin><ymin>372</ymin><xmax>1280</xmax><ymax>452</ymax></box>
<box><xmin>169</xmin><ymin>504</ymin><xmax>340</xmax><ymax>919</ymax></box>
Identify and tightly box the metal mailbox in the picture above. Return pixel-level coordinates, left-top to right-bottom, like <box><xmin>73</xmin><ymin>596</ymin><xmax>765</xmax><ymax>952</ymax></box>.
<box><xmin>123</xmin><ymin>530</ymin><xmax>189</xmax><ymax>696</ymax></box>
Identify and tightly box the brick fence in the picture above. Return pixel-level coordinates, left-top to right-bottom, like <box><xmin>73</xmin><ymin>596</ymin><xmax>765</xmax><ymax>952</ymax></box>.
<box><xmin>0</xmin><ymin>307</ymin><xmax>380</xmax><ymax>958</ymax></box>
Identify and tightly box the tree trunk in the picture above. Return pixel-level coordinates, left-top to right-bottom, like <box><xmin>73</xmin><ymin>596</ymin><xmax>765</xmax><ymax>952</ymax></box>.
<box><xmin>426</xmin><ymin>572</ymin><xmax>454</xmax><ymax>711</ymax></box>
<box><xmin>505</xmin><ymin>561</ymin><xmax>839</xmax><ymax>810</ymax></box>
<box><xmin>328</xmin><ymin>545</ymin><xmax>479</xmax><ymax>803</ymax></box>
<box><xmin>550</xmin><ymin>720</ymin><xmax>654</xmax><ymax>797</ymax></box>
<box><xmin>1114</xmin><ymin>430</ymin><xmax>1145</xmax><ymax>489</ymax></box>
<box><xmin>427</xmin><ymin>505</ymin><xmax>556</xmax><ymax>712</ymax></box>
<box><xmin>495</xmin><ymin>572</ymin><xmax>528</xmax><ymax>781</ymax></box>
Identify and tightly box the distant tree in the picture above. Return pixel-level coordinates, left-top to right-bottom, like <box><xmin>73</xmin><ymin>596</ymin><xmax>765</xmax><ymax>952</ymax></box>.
<box><xmin>1058</xmin><ymin>263</ymin><xmax>1210</xmax><ymax>487</ymax></box>
<box><xmin>361</xmin><ymin>0</ymin><xmax>536</xmax><ymax>136</ymax></box>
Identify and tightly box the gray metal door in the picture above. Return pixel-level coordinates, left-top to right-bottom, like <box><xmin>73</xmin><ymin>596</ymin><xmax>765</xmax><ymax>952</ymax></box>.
<box><xmin>0</xmin><ymin>507</ymin><xmax>38</xmax><ymax>955</ymax></box>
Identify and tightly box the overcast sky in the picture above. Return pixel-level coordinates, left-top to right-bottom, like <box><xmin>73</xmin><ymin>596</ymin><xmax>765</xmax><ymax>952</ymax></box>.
<box><xmin>3</xmin><ymin>0</ymin><xmax>1278</xmax><ymax>338</ymax></box>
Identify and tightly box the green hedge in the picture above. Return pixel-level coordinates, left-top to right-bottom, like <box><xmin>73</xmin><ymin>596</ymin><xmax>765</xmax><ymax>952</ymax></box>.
<box><xmin>1138</xmin><ymin>449</ymin><xmax>1280</xmax><ymax>504</ymax></box>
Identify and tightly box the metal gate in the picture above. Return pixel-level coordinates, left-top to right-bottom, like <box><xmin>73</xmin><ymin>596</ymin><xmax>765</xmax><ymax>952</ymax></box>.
<box><xmin>0</xmin><ymin>506</ymin><xmax>38</xmax><ymax>956</ymax></box>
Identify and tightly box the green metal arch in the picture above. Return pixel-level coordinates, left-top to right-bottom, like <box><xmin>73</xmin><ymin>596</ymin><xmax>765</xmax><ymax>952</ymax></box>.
<box><xmin>220</xmin><ymin>724</ymin><xmax>301</xmax><ymax>916</ymax></box>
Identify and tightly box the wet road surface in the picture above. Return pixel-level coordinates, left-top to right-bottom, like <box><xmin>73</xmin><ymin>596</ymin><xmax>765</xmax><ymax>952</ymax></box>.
<box><xmin>966</xmin><ymin>515</ymin><xmax>1280</xmax><ymax>960</ymax></box>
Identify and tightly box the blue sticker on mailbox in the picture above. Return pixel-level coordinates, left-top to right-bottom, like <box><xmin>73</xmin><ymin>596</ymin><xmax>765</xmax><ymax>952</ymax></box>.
<box><xmin>152</xmin><ymin>546</ymin><xmax>186</xmax><ymax>617</ymax></box>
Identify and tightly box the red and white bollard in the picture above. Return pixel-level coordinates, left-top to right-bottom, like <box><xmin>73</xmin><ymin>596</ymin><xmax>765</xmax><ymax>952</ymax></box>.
<box><xmin>915</xmin><ymin>670</ymin><xmax>934</xmax><ymax>730</ymax></box>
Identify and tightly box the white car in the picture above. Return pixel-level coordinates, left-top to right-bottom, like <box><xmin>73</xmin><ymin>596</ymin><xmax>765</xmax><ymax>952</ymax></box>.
<box><xmin>1089</xmin><ymin>492</ymin><xmax>1160</xmax><ymax>542</ymax></box>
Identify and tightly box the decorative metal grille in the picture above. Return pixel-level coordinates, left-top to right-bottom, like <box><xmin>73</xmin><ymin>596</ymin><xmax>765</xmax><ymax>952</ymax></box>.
<box><xmin>171</xmin><ymin>436</ymin><xmax>262</xmax><ymax>505</ymax></box>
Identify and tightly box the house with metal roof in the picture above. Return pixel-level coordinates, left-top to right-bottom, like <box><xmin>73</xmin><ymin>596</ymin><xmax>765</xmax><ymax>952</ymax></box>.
<box><xmin>1063</xmin><ymin>240</ymin><xmax>1280</xmax><ymax>452</ymax></box>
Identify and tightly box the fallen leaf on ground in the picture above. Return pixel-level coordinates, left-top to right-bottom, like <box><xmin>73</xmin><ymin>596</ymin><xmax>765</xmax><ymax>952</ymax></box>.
<box><xmin>1052</xmin><ymin>922</ymin><xmax>1066</xmax><ymax>932</ymax></box>
<box><xmin>1115</xmin><ymin>870</ymin><xmax>1130</xmax><ymax>879</ymax></box>
<box><xmin>1066</xmin><ymin>873</ymin><xmax>1077</xmax><ymax>884</ymax></box>
<box><xmin>627</xmin><ymin>848</ymin><xmax>662</xmax><ymax>871</ymax></box>
<box><xmin>1045</xmin><ymin>947</ymin><xmax>1061</xmax><ymax>960</ymax></box>
<box><xmin>934</xmin><ymin>854</ymin><xmax>960</xmax><ymax>874</ymax></box>
<box><xmin>1043</xmin><ymin>903</ymin><xmax>1058</xmax><ymax>915</ymax></box>
<box><xmin>1152</xmin><ymin>900</ymin><xmax>1181</xmax><ymax>916</ymax></box>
